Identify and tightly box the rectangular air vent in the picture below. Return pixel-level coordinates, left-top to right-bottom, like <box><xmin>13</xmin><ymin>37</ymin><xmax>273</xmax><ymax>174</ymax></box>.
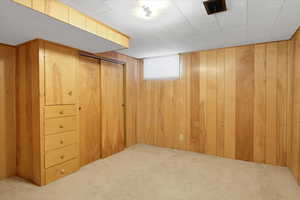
<box><xmin>203</xmin><ymin>0</ymin><xmax>227</xmax><ymax>15</ymax></box>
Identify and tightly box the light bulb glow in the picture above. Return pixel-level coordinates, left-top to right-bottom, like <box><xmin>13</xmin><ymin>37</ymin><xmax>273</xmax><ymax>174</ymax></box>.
<box><xmin>135</xmin><ymin>0</ymin><xmax>170</xmax><ymax>19</ymax></box>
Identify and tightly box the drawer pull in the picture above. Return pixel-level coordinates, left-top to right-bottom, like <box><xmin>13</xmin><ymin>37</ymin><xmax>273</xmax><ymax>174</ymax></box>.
<box><xmin>59</xmin><ymin>125</ymin><xmax>64</xmax><ymax>129</ymax></box>
<box><xmin>60</xmin><ymin>169</ymin><xmax>65</xmax><ymax>175</ymax></box>
<box><xmin>68</xmin><ymin>91</ymin><xmax>73</xmax><ymax>96</ymax></box>
<box><xmin>59</xmin><ymin>111</ymin><xmax>64</xmax><ymax>115</ymax></box>
<box><xmin>60</xmin><ymin>155</ymin><xmax>65</xmax><ymax>160</ymax></box>
<box><xmin>60</xmin><ymin>140</ymin><xmax>64</xmax><ymax>145</ymax></box>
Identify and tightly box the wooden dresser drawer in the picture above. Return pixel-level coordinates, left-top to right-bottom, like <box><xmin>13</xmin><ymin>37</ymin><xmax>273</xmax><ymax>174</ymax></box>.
<box><xmin>45</xmin><ymin>105</ymin><xmax>77</xmax><ymax>119</ymax></box>
<box><xmin>45</xmin><ymin>116</ymin><xmax>76</xmax><ymax>135</ymax></box>
<box><xmin>45</xmin><ymin>132</ymin><xmax>77</xmax><ymax>151</ymax></box>
<box><xmin>45</xmin><ymin>144</ymin><xmax>78</xmax><ymax>168</ymax></box>
<box><xmin>45</xmin><ymin>158</ymin><xmax>79</xmax><ymax>184</ymax></box>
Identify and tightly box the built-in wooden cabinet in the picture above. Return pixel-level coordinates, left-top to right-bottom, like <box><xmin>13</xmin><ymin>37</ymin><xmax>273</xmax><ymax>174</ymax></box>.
<box><xmin>16</xmin><ymin>40</ymin><xmax>80</xmax><ymax>186</ymax></box>
<box><xmin>45</xmin><ymin>43</ymin><xmax>77</xmax><ymax>105</ymax></box>
<box><xmin>16</xmin><ymin>39</ymin><xmax>127</xmax><ymax>186</ymax></box>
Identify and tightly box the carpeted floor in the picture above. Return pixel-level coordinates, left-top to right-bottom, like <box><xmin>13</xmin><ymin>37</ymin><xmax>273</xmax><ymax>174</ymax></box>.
<box><xmin>0</xmin><ymin>144</ymin><xmax>299</xmax><ymax>200</ymax></box>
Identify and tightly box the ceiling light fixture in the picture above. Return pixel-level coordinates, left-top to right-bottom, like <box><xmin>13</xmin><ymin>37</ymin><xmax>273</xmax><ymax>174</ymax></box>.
<box><xmin>142</xmin><ymin>5</ymin><xmax>152</xmax><ymax>17</ymax></box>
<box><xmin>135</xmin><ymin>0</ymin><xmax>170</xmax><ymax>19</ymax></box>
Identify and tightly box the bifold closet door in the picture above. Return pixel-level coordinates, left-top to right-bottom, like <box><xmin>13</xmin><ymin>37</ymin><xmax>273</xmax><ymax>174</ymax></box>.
<box><xmin>101</xmin><ymin>60</ymin><xmax>125</xmax><ymax>158</ymax></box>
<box><xmin>78</xmin><ymin>56</ymin><xmax>101</xmax><ymax>166</ymax></box>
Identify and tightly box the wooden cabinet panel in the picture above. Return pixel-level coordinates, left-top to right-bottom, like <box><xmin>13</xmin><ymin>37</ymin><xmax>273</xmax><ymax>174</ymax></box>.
<box><xmin>45</xmin><ymin>42</ymin><xmax>77</xmax><ymax>105</ymax></box>
<box><xmin>78</xmin><ymin>56</ymin><xmax>101</xmax><ymax>166</ymax></box>
<box><xmin>45</xmin><ymin>131</ymin><xmax>77</xmax><ymax>151</ymax></box>
<box><xmin>101</xmin><ymin>61</ymin><xmax>125</xmax><ymax>158</ymax></box>
<box><xmin>45</xmin><ymin>105</ymin><xmax>77</xmax><ymax>119</ymax></box>
<box><xmin>45</xmin><ymin>116</ymin><xmax>76</xmax><ymax>135</ymax></box>
<box><xmin>45</xmin><ymin>158</ymin><xmax>79</xmax><ymax>184</ymax></box>
<box><xmin>0</xmin><ymin>45</ymin><xmax>16</xmax><ymax>180</ymax></box>
<box><xmin>45</xmin><ymin>144</ymin><xmax>77</xmax><ymax>168</ymax></box>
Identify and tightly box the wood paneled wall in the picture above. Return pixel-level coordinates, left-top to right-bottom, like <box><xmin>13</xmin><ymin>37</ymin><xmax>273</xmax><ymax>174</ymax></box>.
<box><xmin>137</xmin><ymin>40</ymin><xmax>295</xmax><ymax>166</ymax></box>
<box><xmin>288</xmin><ymin>28</ymin><xmax>300</xmax><ymax>185</ymax></box>
<box><xmin>98</xmin><ymin>52</ymin><xmax>140</xmax><ymax>147</ymax></box>
<box><xmin>0</xmin><ymin>44</ymin><xmax>16</xmax><ymax>179</ymax></box>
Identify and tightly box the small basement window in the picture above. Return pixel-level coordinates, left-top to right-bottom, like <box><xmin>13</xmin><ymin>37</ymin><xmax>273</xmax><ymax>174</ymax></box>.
<box><xmin>143</xmin><ymin>54</ymin><xmax>180</xmax><ymax>80</ymax></box>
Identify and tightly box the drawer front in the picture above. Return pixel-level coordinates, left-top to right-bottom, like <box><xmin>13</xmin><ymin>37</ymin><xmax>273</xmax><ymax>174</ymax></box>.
<box><xmin>45</xmin><ymin>105</ymin><xmax>77</xmax><ymax>119</ymax></box>
<box><xmin>45</xmin><ymin>144</ymin><xmax>78</xmax><ymax>168</ymax></box>
<box><xmin>45</xmin><ymin>116</ymin><xmax>76</xmax><ymax>135</ymax></box>
<box><xmin>45</xmin><ymin>158</ymin><xmax>79</xmax><ymax>184</ymax></box>
<box><xmin>45</xmin><ymin>132</ymin><xmax>77</xmax><ymax>151</ymax></box>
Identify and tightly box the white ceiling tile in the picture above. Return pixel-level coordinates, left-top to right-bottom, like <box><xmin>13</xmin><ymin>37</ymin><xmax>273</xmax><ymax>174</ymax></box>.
<box><xmin>58</xmin><ymin>0</ymin><xmax>298</xmax><ymax>58</ymax></box>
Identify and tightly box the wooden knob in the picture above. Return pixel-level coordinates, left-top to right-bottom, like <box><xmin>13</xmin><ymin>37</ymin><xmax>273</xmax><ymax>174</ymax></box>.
<box><xmin>59</xmin><ymin>125</ymin><xmax>64</xmax><ymax>129</ymax></box>
<box><xmin>60</xmin><ymin>155</ymin><xmax>65</xmax><ymax>160</ymax></box>
<box><xmin>60</xmin><ymin>169</ymin><xmax>65</xmax><ymax>174</ymax></box>
<box><xmin>60</xmin><ymin>140</ymin><xmax>64</xmax><ymax>145</ymax></box>
<box><xmin>68</xmin><ymin>91</ymin><xmax>73</xmax><ymax>96</ymax></box>
<box><xmin>59</xmin><ymin>111</ymin><xmax>64</xmax><ymax>115</ymax></box>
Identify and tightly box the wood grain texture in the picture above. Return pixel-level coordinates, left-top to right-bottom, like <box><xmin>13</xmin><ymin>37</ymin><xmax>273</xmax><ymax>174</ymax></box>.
<box><xmin>206</xmin><ymin>51</ymin><xmax>217</xmax><ymax>155</ymax></box>
<box><xmin>235</xmin><ymin>46</ymin><xmax>254</xmax><ymax>161</ymax></box>
<box><xmin>97</xmin><ymin>52</ymin><xmax>140</xmax><ymax>147</ymax></box>
<box><xmin>101</xmin><ymin>61</ymin><xmax>125</xmax><ymax>158</ymax></box>
<box><xmin>216</xmin><ymin>49</ymin><xmax>225</xmax><ymax>157</ymax></box>
<box><xmin>16</xmin><ymin>40</ymin><xmax>43</xmax><ymax>185</ymax></box>
<box><xmin>265</xmin><ymin>43</ymin><xmax>278</xmax><ymax>165</ymax></box>
<box><xmin>15</xmin><ymin>40</ymin><xmax>80</xmax><ymax>185</ymax></box>
<box><xmin>289</xmin><ymin>28</ymin><xmax>300</xmax><ymax>185</ymax></box>
<box><xmin>78</xmin><ymin>56</ymin><xmax>101</xmax><ymax>166</ymax></box>
<box><xmin>45</xmin><ymin>0</ymin><xmax>69</xmax><ymax>23</ymax></box>
<box><xmin>44</xmin><ymin>42</ymin><xmax>77</xmax><ymax>105</ymax></box>
<box><xmin>0</xmin><ymin>44</ymin><xmax>16</xmax><ymax>180</ymax></box>
<box><xmin>137</xmin><ymin>40</ymin><xmax>294</xmax><ymax>165</ymax></box>
<box><xmin>253</xmin><ymin>44</ymin><xmax>266</xmax><ymax>163</ymax></box>
<box><xmin>224</xmin><ymin>48</ymin><xmax>236</xmax><ymax>159</ymax></box>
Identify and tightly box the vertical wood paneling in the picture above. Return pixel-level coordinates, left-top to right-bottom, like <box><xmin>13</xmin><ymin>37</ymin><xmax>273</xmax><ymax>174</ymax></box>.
<box><xmin>253</xmin><ymin>44</ymin><xmax>266</xmax><ymax>163</ymax></box>
<box><xmin>265</xmin><ymin>43</ymin><xmax>278</xmax><ymax>165</ymax></box>
<box><xmin>277</xmin><ymin>41</ymin><xmax>289</xmax><ymax>166</ymax></box>
<box><xmin>224</xmin><ymin>48</ymin><xmax>236</xmax><ymax>159</ymax></box>
<box><xmin>287</xmin><ymin>39</ymin><xmax>295</xmax><ymax>168</ymax></box>
<box><xmin>198</xmin><ymin>52</ymin><xmax>208</xmax><ymax>153</ymax></box>
<box><xmin>235</xmin><ymin>46</ymin><xmax>255</xmax><ymax>161</ymax></box>
<box><xmin>206</xmin><ymin>51</ymin><xmax>217</xmax><ymax>155</ymax></box>
<box><xmin>137</xmin><ymin>39</ymin><xmax>295</xmax><ymax>168</ymax></box>
<box><xmin>216</xmin><ymin>49</ymin><xmax>225</xmax><ymax>157</ymax></box>
<box><xmin>0</xmin><ymin>44</ymin><xmax>16</xmax><ymax>180</ymax></box>
<box><xmin>291</xmin><ymin>30</ymin><xmax>300</xmax><ymax>183</ymax></box>
<box><xmin>190</xmin><ymin>52</ymin><xmax>202</xmax><ymax>152</ymax></box>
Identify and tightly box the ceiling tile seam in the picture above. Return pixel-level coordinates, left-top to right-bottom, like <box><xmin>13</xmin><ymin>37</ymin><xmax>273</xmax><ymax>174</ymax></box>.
<box><xmin>170</xmin><ymin>0</ymin><xmax>203</xmax><ymax>34</ymax></box>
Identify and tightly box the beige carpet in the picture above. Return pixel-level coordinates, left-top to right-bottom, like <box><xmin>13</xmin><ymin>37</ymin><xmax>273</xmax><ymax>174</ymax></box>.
<box><xmin>0</xmin><ymin>144</ymin><xmax>299</xmax><ymax>200</ymax></box>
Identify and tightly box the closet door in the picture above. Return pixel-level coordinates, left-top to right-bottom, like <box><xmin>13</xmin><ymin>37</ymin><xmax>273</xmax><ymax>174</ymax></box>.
<box><xmin>78</xmin><ymin>56</ymin><xmax>101</xmax><ymax>166</ymax></box>
<box><xmin>101</xmin><ymin>60</ymin><xmax>125</xmax><ymax>158</ymax></box>
<box><xmin>45</xmin><ymin>42</ymin><xmax>77</xmax><ymax>105</ymax></box>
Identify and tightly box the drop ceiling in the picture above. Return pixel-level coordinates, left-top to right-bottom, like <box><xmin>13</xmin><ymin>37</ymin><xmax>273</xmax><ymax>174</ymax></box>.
<box><xmin>60</xmin><ymin>0</ymin><xmax>300</xmax><ymax>58</ymax></box>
